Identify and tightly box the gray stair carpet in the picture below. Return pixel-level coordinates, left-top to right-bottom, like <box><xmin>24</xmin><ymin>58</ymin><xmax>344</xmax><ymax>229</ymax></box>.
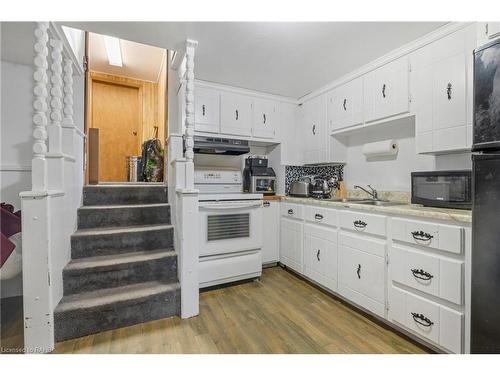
<box><xmin>54</xmin><ymin>184</ymin><xmax>180</xmax><ymax>342</ymax></box>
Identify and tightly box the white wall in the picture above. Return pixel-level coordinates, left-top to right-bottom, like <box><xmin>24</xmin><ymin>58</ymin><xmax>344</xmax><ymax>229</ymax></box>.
<box><xmin>0</xmin><ymin>60</ymin><xmax>85</xmax><ymax>299</ymax></box>
<box><xmin>342</xmin><ymin>117</ymin><xmax>472</xmax><ymax>192</ymax></box>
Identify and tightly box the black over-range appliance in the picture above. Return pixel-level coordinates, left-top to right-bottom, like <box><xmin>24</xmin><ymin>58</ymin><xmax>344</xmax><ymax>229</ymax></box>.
<box><xmin>411</xmin><ymin>170</ymin><xmax>472</xmax><ymax>209</ymax></box>
<box><xmin>471</xmin><ymin>37</ymin><xmax>500</xmax><ymax>353</ymax></box>
<box><xmin>243</xmin><ymin>156</ymin><xmax>276</xmax><ymax>195</ymax></box>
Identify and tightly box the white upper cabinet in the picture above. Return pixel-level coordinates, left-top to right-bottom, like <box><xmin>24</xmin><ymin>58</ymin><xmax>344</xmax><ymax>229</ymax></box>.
<box><xmin>477</xmin><ymin>22</ymin><xmax>500</xmax><ymax>47</ymax></box>
<box><xmin>194</xmin><ymin>87</ymin><xmax>220</xmax><ymax>134</ymax></box>
<box><xmin>412</xmin><ymin>25</ymin><xmax>476</xmax><ymax>154</ymax></box>
<box><xmin>220</xmin><ymin>92</ymin><xmax>253</xmax><ymax>137</ymax></box>
<box><xmin>279</xmin><ymin>102</ymin><xmax>301</xmax><ymax>165</ymax></box>
<box><xmin>301</xmin><ymin>94</ymin><xmax>328</xmax><ymax>164</ymax></box>
<box><xmin>252</xmin><ymin>98</ymin><xmax>278</xmax><ymax>139</ymax></box>
<box><xmin>327</xmin><ymin>77</ymin><xmax>363</xmax><ymax>132</ymax></box>
<box><xmin>364</xmin><ymin>56</ymin><xmax>410</xmax><ymax>123</ymax></box>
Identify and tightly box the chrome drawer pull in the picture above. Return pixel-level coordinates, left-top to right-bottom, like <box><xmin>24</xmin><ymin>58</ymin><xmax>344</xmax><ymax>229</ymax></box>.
<box><xmin>315</xmin><ymin>213</ymin><xmax>323</xmax><ymax>221</ymax></box>
<box><xmin>411</xmin><ymin>312</ymin><xmax>434</xmax><ymax>327</ymax></box>
<box><xmin>354</xmin><ymin>220</ymin><xmax>367</xmax><ymax>228</ymax></box>
<box><xmin>411</xmin><ymin>230</ymin><xmax>433</xmax><ymax>242</ymax></box>
<box><xmin>263</xmin><ymin>201</ymin><xmax>270</xmax><ymax>207</ymax></box>
<box><xmin>288</xmin><ymin>209</ymin><xmax>294</xmax><ymax>215</ymax></box>
<box><xmin>411</xmin><ymin>268</ymin><xmax>434</xmax><ymax>281</ymax></box>
<box><xmin>357</xmin><ymin>264</ymin><xmax>361</xmax><ymax>279</ymax></box>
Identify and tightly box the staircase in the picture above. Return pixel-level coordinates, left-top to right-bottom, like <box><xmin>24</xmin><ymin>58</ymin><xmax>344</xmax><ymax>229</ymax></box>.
<box><xmin>54</xmin><ymin>184</ymin><xmax>179</xmax><ymax>342</ymax></box>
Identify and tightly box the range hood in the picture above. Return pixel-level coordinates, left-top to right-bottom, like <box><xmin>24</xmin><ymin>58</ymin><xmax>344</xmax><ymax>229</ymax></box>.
<box><xmin>189</xmin><ymin>136</ymin><xmax>250</xmax><ymax>156</ymax></box>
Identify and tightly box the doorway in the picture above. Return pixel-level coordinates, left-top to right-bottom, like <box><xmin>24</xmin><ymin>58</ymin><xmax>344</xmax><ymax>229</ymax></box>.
<box><xmin>85</xmin><ymin>32</ymin><xmax>169</xmax><ymax>184</ymax></box>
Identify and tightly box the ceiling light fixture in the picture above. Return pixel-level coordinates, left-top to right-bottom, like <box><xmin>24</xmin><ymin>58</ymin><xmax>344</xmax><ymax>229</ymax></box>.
<box><xmin>103</xmin><ymin>35</ymin><xmax>122</xmax><ymax>67</ymax></box>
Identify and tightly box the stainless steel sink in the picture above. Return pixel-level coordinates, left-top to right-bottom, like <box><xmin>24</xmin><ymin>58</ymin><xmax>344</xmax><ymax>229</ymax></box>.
<box><xmin>329</xmin><ymin>197</ymin><xmax>406</xmax><ymax>206</ymax></box>
<box><xmin>356</xmin><ymin>200</ymin><xmax>406</xmax><ymax>207</ymax></box>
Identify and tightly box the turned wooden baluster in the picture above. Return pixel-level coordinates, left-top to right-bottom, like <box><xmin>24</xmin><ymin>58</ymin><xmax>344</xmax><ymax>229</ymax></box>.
<box><xmin>32</xmin><ymin>22</ymin><xmax>50</xmax><ymax>191</ymax></box>
<box><xmin>48</xmin><ymin>38</ymin><xmax>64</xmax><ymax>155</ymax></box>
<box><xmin>184</xmin><ymin>39</ymin><xmax>198</xmax><ymax>188</ymax></box>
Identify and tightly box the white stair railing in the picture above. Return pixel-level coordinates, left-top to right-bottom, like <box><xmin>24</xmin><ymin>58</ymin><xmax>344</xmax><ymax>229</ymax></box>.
<box><xmin>20</xmin><ymin>21</ymin><xmax>83</xmax><ymax>353</ymax></box>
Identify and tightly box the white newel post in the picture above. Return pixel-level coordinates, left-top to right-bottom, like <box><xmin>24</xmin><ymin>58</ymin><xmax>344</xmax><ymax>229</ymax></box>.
<box><xmin>20</xmin><ymin>22</ymin><xmax>56</xmax><ymax>353</ymax></box>
<box><xmin>176</xmin><ymin>39</ymin><xmax>200</xmax><ymax>318</ymax></box>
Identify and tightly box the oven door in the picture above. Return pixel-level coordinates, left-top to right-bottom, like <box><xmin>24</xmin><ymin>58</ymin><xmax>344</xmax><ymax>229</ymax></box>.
<box><xmin>199</xmin><ymin>200</ymin><xmax>263</xmax><ymax>257</ymax></box>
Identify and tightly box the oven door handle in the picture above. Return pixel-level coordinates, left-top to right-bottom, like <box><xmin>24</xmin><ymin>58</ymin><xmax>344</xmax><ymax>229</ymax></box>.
<box><xmin>199</xmin><ymin>202</ymin><xmax>262</xmax><ymax>210</ymax></box>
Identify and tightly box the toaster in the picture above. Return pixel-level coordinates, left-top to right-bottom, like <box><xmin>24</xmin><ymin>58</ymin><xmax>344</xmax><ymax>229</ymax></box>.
<box><xmin>289</xmin><ymin>180</ymin><xmax>311</xmax><ymax>197</ymax></box>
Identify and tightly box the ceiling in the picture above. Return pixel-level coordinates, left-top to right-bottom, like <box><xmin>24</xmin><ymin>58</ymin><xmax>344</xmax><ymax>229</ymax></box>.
<box><xmin>88</xmin><ymin>32</ymin><xmax>166</xmax><ymax>82</ymax></box>
<box><xmin>2</xmin><ymin>22</ymin><xmax>447</xmax><ymax>98</ymax></box>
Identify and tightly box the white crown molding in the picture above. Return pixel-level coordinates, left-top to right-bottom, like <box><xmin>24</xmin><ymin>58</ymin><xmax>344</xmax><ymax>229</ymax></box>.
<box><xmin>298</xmin><ymin>22</ymin><xmax>476</xmax><ymax>104</ymax></box>
<box><xmin>195</xmin><ymin>79</ymin><xmax>299</xmax><ymax>105</ymax></box>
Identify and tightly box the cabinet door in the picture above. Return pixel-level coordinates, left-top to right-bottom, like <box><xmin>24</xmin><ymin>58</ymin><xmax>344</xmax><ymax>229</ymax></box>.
<box><xmin>302</xmin><ymin>95</ymin><xmax>327</xmax><ymax>164</ymax></box>
<box><xmin>432</xmin><ymin>53</ymin><xmax>467</xmax><ymax>131</ymax></box>
<box><xmin>262</xmin><ymin>201</ymin><xmax>279</xmax><ymax>264</ymax></box>
<box><xmin>486</xmin><ymin>22</ymin><xmax>500</xmax><ymax>40</ymax></box>
<box><xmin>304</xmin><ymin>226</ymin><xmax>338</xmax><ymax>291</ymax></box>
<box><xmin>364</xmin><ymin>56</ymin><xmax>410</xmax><ymax>122</ymax></box>
<box><xmin>220</xmin><ymin>92</ymin><xmax>252</xmax><ymax>136</ymax></box>
<box><xmin>280</xmin><ymin>217</ymin><xmax>303</xmax><ymax>273</ymax></box>
<box><xmin>280</xmin><ymin>102</ymin><xmax>301</xmax><ymax>165</ymax></box>
<box><xmin>327</xmin><ymin>77</ymin><xmax>363</xmax><ymax>132</ymax></box>
<box><xmin>195</xmin><ymin>87</ymin><xmax>220</xmax><ymax>133</ymax></box>
<box><xmin>253</xmin><ymin>99</ymin><xmax>278</xmax><ymax>139</ymax></box>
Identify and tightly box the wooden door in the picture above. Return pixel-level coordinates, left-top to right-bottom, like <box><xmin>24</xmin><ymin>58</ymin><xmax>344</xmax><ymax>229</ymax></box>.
<box><xmin>92</xmin><ymin>80</ymin><xmax>141</xmax><ymax>182</ymax></box>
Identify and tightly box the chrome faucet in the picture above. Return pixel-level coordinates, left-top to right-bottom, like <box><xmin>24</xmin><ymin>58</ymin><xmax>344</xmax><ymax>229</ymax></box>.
<box><xmin>354</xmin><ymin>184</ymin><xmax>379</xmax><ymax>200</ymax></box>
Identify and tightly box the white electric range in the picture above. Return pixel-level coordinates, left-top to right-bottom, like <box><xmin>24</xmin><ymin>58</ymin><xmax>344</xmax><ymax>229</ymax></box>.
<box><xmin>195</xmin><ymin>168</ymin><xmax>263</xmax><ymax>288</ymax></box>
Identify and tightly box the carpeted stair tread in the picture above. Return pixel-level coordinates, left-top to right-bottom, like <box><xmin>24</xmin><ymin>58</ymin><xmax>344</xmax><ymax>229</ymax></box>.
<box><xmin>83</xmin><ymin>184</ymin><xmax>168</xmax><ymax>206</ymax></box>
<box><xmin>73</xmin><ymin>223</ymin><xmax>173</xmax><ymax>236</ymax></box>
<box><xmin>55</xmin><ymin>281</ymin><xmax>180</xmax><ymax>313</ymax></box>
<box><xmin>64</xmin><ymin>249</ymin><xmax>176</xmax><ymax>272</ymax></box>
<box><xmin>79</xmin><ymin>203</ymin><xmax>170</xmax><ymax>210</ymax></box>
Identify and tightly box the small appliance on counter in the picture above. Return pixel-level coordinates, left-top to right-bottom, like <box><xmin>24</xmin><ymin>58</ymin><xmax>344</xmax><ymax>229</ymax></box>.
<box><xmin>410</xmin><ymin>170</ymin><xmax>472</xmax><ymax>209</ymax></box>
<box><xmin>289</xmin><ymin>177</ymin><xmax>311</xmax><ymax>197</ymax></box>
<box><xmin>288</xmin><ymin>175</ymin><xmax>338</xmax><ymax>199</ymax></box>
<box><xmin>243</xmin><ymin>155</ymin><xmax>276</xmax><ymax>195</ymax></box>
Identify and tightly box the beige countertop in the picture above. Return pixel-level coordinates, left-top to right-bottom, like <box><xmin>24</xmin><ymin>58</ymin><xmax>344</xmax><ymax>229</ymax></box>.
<box><xmin>282</xmin><ymin>196</ymin><xmax>472</xmax><ymax>224</ymax></box>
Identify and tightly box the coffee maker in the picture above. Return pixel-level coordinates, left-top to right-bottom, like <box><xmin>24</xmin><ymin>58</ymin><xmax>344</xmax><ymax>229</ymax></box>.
<box><xmin>243</xmin><ymin>156</ymin><xmax>276</xmax><ymax>195</ymax></box>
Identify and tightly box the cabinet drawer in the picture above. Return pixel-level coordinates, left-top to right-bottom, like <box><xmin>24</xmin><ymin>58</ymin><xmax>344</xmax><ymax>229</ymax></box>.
<box><xmin>305</xmin><ymin>205</ymin><xmax>338</xmax><ymax>227</ymax></box>
<box><xmin>390</xmin><ymin>245</ymin><xmax>463</xmax><ymax>305</ymax></box>
<box><xmin>281</xmin><ymin>202</ymin><xmax>303</xmax><ymax>220</ymax></box>
<box><xmin>391</xmin><ymin>217</ymin><xmax>463</xmax><ymax>254</ymax></box>
<box><xmin>340</xmin><ymin>210</ymin><xmax>387</xmax><ymax>237</ymax></box>
<box><xmin>304</xmin><ymin>224</ymin><xmax>338</xmax><ymax>291</ymax></box>
<box><xmin>389</xmin><ymin>285</ymin><xmax>463</xmax><ymax>353</ymax></box>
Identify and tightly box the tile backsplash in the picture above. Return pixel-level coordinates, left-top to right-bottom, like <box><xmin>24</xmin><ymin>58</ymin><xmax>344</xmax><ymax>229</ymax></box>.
<box><xmin>285</xmin><ymin>165</ymin><xmax>344</xmax><ymax>195</ymax></box>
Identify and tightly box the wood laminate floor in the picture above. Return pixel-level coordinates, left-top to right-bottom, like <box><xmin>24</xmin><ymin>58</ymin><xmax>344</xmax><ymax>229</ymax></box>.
<box><xmin>49</xmin><ymin>267</ymin><xmax>429</xmax><ymax>354</ymax></box>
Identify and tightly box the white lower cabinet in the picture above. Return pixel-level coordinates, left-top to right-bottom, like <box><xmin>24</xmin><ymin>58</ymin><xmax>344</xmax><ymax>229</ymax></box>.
<box><xmin>389</xmin><ymin>285</ymin><xmax>463</xmax><ymax>353</ymax></box>
<box><xmin>280</xmin><ymin>216</ymin><xmax>303</xmax><ymax>273</ymax></box>
<box><xmin>277</xmin><ymin>201</ymin><xmax>469</xmax><ymax>353</ymax></box>
<box><xmin>304</xmin><ymin>224</ymin><xmax>338</xmax><ymax>292</ymax></box>
<box><xmin>262</xmin><ymin>200</ymin><xmax>279</xmax><ymax>264</ymax></box>
<box><xmin>338</xmin><ymin>232</ymin><xmax>386</xmax><ymax>317</ymax></box>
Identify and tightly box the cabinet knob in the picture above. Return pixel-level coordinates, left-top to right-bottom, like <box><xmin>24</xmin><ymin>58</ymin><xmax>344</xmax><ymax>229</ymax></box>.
<box><xmin>382</xmin><ymin>84</ymin><xmax>386</xmax><ymax>98</ymax></box>
<box><xmin>357</xmin><ymin>264</ymin><xmax>361</xmax><ymax>279</ymax></box>
<box><xmin>447</xmin><ymin>83</ymin><xmax>452</xmax><ymax>100</ymax></box>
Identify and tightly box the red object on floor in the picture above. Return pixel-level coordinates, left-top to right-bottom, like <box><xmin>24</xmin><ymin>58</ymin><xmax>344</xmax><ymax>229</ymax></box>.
<box><xmin>1</xmin><ymin>203</ymin><xmax>21</xmax><ymax>267</ymax></box>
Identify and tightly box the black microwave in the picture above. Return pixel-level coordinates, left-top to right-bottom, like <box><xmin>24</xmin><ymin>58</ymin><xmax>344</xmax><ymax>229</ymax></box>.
<box><xmin>411</xmin><ymin>170</ymin><xmax>472</xmax><ymax>210</ymax></box>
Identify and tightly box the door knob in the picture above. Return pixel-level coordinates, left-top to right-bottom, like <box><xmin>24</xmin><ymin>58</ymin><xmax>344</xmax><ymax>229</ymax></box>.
<box><xmin>133</xmin><ymin>131</ymin><xmax>137</xmax><ymax>136</ymax></box>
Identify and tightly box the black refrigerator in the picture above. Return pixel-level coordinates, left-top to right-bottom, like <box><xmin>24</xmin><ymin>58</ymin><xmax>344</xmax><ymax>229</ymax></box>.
<box><xmin>471</xmin><ymin>37</ymin><xmax>500</xmax><ymax>353</ymax></box>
